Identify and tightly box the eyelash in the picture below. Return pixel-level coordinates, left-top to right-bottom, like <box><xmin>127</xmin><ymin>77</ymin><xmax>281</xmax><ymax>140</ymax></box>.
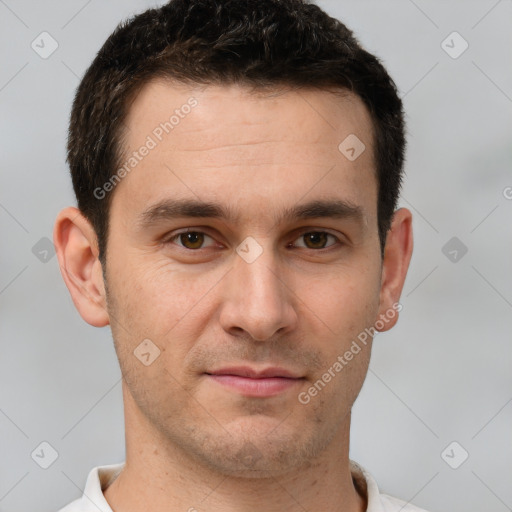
<box><xmin>164</xmin><ymin>229</ymin><xmax>343</xmax><ymax>252</ymax></box>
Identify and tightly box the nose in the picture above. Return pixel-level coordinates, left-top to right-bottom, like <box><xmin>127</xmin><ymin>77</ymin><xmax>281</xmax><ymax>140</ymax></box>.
<box><xmin>218</xmin><ymin>244</ymin><xmax>298</xmax><ymax>341</ymax></box>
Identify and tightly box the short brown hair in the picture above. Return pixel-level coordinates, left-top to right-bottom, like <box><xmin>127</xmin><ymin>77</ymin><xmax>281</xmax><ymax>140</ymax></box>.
<box><xmin>67</xmin><ymin>0</ymin><xmax>406</xmax><ymax>262</ymax></box>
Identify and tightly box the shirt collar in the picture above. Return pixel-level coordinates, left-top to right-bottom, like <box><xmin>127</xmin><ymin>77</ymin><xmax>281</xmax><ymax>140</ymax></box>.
<box><xmin>79</xmin><ymin>462</ymin><xmax>124</xmax><ymax>512</ymax></box>
<box><xmin>77</xmin><ymin>459</ymin><xmax>388</xmax><ymax>512</ymax></box>
<box><xmin>349</xmin><ymin>459</ymin><xmax>388</xmax><ymax>511</ymax></box>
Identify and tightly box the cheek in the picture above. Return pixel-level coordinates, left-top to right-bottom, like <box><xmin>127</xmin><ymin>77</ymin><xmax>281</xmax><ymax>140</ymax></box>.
<box><xmin>106</xmin><ymin>256</ymin><xmax>226</xmax><ymax>384</ymax></box>
<box><xmin>105</xmin><ymin>265</ymin><xmax>200</xmax><ymax>415</ymax></box>
<box><xmin>112</xmin><ymin>255</ymin><xmax>215</xmax><ymax>333</ymax></box>
<box><xmin>300</xmin><ymin>265</ymin><xmax>381</xmax><ymax>343</ymax></box>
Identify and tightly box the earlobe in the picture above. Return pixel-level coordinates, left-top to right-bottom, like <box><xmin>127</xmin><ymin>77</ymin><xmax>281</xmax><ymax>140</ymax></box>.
<box><xmin>375</xmin><ymin>208</ymin><xmax>413</xmax><ymax>332</ymax></box>
<box><xmin>53</xmin><ymin>207</ymin><xmax>110</xmax><ymax>327</ymax></box>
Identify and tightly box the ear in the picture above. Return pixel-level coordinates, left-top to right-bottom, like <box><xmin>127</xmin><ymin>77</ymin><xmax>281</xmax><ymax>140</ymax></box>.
<box><xmin>375</xmin><ymin>208</ymin><xmax>413</xmax><ymax>332</ymax></box>
<box><xmin>53</xmin><ymin>207</ymin><xmax>110</xmax><ymax>327</ymax></box>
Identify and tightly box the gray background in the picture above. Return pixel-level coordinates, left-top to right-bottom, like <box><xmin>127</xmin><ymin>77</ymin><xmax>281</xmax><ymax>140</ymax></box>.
<box><xmin>1</xmin><ymin>1</ymin><xmax>511</xmax><ymax>511</ymax></box>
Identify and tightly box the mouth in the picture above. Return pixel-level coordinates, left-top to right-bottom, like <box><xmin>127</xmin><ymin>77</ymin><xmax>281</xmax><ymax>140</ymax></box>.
<box><xmin>205</xmin><ymin>366</ymin><xmax>305</xmax><ymax>397</ymax></box>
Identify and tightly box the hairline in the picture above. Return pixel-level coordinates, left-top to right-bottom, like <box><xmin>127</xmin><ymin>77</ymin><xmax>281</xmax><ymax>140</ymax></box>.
<box><xmin>99</xmin><ymin>76</ymin><xmax>382</xmax><ymax>265</ymax></box>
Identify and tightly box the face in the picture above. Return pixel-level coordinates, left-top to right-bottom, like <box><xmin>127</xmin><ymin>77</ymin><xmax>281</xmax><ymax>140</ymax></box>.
<box><xmin>101</xmin><ymin>81</ymin><xmax>388</xmax><ymax>476</ymax></box>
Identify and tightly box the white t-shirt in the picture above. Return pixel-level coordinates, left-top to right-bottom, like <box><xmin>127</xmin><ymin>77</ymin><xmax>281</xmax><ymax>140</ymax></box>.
<box><xmin>58</xmin><ymin>460</ymin><xmax>431</xmax><ymax>512</ymax></box>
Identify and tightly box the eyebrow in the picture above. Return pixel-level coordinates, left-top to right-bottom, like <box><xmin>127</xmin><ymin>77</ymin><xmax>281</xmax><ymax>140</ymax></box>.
<box><xmin>137</xmin><ymin>198</ymin><xmax>366</xmax><ymax>229</ymax></box>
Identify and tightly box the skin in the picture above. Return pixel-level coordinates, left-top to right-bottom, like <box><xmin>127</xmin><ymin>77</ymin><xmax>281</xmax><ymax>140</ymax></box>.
<box><xmin>54</xmin><ymin>81</ymin><xmax>413</xmax><ymax>512</ymax></box>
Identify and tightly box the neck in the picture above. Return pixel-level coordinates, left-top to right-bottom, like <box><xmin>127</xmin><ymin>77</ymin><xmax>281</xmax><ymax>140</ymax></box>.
<box><xmin>104</xmin><ymin>386</ymin><xmax>366</xmax><ymax>512</ymax></box>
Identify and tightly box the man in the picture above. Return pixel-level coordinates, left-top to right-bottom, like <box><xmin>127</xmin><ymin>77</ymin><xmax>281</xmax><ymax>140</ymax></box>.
<box><xmin>55</xmin><ymin>0</ymin><xmax>423</xmax><ymax>510</ymax></box>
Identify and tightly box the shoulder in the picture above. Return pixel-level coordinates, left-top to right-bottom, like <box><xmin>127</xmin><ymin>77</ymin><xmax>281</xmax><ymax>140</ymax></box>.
<box><xmin>349</xmin><ymin>460</ymin><xmax>432</xmax><ymax>512</ymax></box>
<box><xmin>55</xmin><ymin>462</ymin><xmax>124</xmax><ymax>512</ymax></box>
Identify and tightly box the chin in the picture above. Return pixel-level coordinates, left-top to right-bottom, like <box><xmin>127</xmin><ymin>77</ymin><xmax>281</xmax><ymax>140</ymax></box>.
<box><xmin>185</xmin><ymin>417</ymin><xmax>323</xmax><ymax>477</ymax></box>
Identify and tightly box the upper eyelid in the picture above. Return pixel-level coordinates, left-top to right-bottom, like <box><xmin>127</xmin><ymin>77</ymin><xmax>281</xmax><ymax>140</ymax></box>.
<box><xmin>293</xmin><ymin>231</ymin><xmax>339</xmax><ymax>245</ymax></box>
<box><xmin>167</xmin><ymin>230</ymin><xmax>217</xmax><ymax>247</ymax></box>
<box><xmin>166</xmin><ymin>228</ymin><xmax>343</xmax><ymax>248</ymax></box>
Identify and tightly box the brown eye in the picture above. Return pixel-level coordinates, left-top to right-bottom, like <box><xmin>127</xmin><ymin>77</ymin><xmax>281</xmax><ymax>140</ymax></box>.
<box><xmin>177</xmin><ymin>232</ymin><xmax>207</xmax><ymax>249</ymax></box>
<box><xmin>295</xmin><ymin>231</ymin><xmax>338</xmax><ymax>249</ymax></box>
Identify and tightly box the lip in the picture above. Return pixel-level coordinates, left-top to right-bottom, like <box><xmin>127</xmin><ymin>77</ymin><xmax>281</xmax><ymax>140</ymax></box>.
<box><xmin>207</xmin><ymin>366</ymin><xmax>302</xmax><ymax>379</ymax></box>
<box><xmin>206</xmin><ymin>366</ymin><xmax>304</xmax><ymax>397</ymax></box>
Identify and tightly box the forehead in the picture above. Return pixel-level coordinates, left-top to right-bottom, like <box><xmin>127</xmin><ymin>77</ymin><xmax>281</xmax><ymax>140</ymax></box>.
<box><xmin>124</xmin><ymin>79</ymin><xmax>374</xmax><ymax>150</ymax></box>
<box><xmin>114</xmin><ymin>79</ymin><xmax>377</xmax><ymax>226</ymax></box>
